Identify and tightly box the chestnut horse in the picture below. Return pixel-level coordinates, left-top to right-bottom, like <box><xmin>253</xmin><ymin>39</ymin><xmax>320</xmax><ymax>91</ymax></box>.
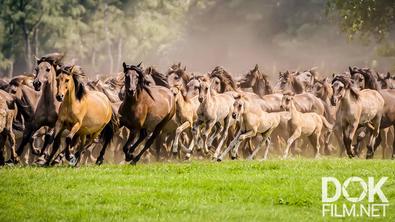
<box><xmin>119</xmin><ymin>62</ymin><xmax>175</xmax><ymax>164</ymax></box>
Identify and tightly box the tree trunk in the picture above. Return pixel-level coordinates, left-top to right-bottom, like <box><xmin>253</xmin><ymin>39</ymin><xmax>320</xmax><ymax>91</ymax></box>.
<box><xmin>23</xmin><ymin>32</ymin><xmax>32</xmax><ymax>73</ymax></box>
<box><xmin>104</xmin><ymin>3</ymin><xmax>113</xmax><ymax>75</ymax></box>
<box><xmin>34</xmin><ymin>28</ymin><xmax>39</xmax><ymax>57</ymax></box>
<box><xmin>116</xmin><ymin>38</ymin><xmax>123</xmax><ymax>73</ymax></box>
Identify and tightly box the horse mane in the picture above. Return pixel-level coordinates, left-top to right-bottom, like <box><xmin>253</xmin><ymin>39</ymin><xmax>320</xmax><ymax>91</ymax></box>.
<box><xmin>210</xmin><ymin>66</ymin><xmax>237</xmax><ymax>92</ymax></box>
<box><xmin>349</xmin><ymin>66</ymin><xmax>379</xmax><ymax>90</ymax></box>
<box><xmin>37</xmin><ymin>53</ymin><xmax>64</xmax><ymax>66</ymax></box>
<box><xmin>61</xmin><ymin>65</ymin><xmax>87</xmax><ymax>101</ymax></box>
<box><xmin>332</xmin><ymin>75</ymin><xmax>359</xmax><ymax>100</ymax></box>
<box><xmin>256</xmin><ymin>68</ymin><xmax>273</xmax><ymax>94</ymax></box>
<box><xmin>147</xmin><ymin>66</ymin><xmax>170</xmax><ymax>88</ymax></box>
<box><xmin>129</xmin><ymin>65</ymin><xmax>155</xmax><ymax>100</ymax></box>
<box><xmin>167</xmin><ymin>66</ymin><xmax>191</xmax><ymax>86</ymax></box>
<box><xmin>359</xmin><ymin>68</ymin><xmax>379</xmax><ymax>90</ymax></box>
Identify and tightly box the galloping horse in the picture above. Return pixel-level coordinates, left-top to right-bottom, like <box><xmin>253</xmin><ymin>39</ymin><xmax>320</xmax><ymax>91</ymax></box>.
<box><xmin>119</xmin><ymin>62</ymin><xmax>175</xmax><ymax>164</ymax></box>
<box><xmin>331</xmin><ymin>75</ymin><xmax>384</xmax><ymax>158</ymax></box>
<box><xmin>46</xmin><ymin>65</ymin><xmax>117</xmax><ymax>166</ymax></box>
<box><xmin>8</xmin><ymin>53</ymin><xmax>63</xmax><ymax>164</ymax></box>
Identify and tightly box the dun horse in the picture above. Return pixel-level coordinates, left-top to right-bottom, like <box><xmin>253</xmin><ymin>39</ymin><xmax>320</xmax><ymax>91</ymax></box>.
<box><xmin>46</xmin><ymin>65</ymin><xmax>117</xmax><ymax>166</ymax></box>
<box><xmin>331</xmin><ymin>75</ymin><xmax>384</xmax><ymax>158</ymax></box>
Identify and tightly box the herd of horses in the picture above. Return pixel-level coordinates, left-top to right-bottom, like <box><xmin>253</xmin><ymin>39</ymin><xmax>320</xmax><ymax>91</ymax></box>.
<box><xmin>0</xmin><ymin>53</ymin><xmax>395</xmax><ymax>166</ymax></box>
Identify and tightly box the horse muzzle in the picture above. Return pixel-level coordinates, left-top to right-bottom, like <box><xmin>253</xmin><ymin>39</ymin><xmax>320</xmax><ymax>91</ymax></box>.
<box><xmin>232</xmin><ymin>112</ymin><xmax>237</xmax><ymax>119</ymax></box>
<box><xmin>33</xmin><ymin>80</ymin><xmax>42</xmax><ymax>91</ymax></box>
<box><xmin>330</xmin><ymin>97</ymin><xmax>337</xmax><ymax>106</ymax></box>
<box><xmin>56</xmin><ymin>94</ymin><xmax>64</xmax><ymax>102</ymax></box>
<box><xmin>198</xmin><ymin>97</ymin><xmax>203</xmax><ymax>103</ymax></box>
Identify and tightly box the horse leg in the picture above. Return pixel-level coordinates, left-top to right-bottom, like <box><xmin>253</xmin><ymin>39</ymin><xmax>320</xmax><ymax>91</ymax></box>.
<box><xmin>283</xmin><ymin>128</ymin><xmax>301</xmax><ymax>159</ymax></box>
<box><xmin>231</xmin><ymin>130</ymin><xmax>256</xmax><ymax>159</ymax></box>
<box><xmin>245</xmin><ymin>139</ymin><xmax>256</xmax><ymax>159</ymax></box>
<box><xmin>392</xmin><ymin>125</ymin><xmax>395</xmax><ymax>159</ymax></box>
<box><xmin>8</xmin><ymin>122</ymin><xmax>39</xmax><ymax>164</ymax></box>
<box><xmin>0</xmin><ymin>133</ymin><xmax>6</xmax><ymax>165</ymax></box>
<box><xmin>37</xmin><ymin>127</ymin><xmax>55</xmax><ymax>157</ymax></box>
<box><xmin>131</xmin><ymin>117</ymin><xmax>170</xmax><ymax>165</ymax></box>
<box><xmin>366</xmin><ymin>116</ymin><xmax>382</xmax><ymax>159</ymax></box>
<box><xmin>122</xmin><ymin>130</ymin><xmax>134</xmax><ymax>161</ymax></box>
<box><xmin>309</xmin><ymin>131</ymin><xmax>320</xmax><ymax>159</ymax></box>
<box><xmin>343</xmin><ymin>122</ymin><xmax>358</xmax><ymax>158</ymax></box>
<box><xmin>217</xmin><ymin>128</ymin><xmax>242</xmax><ymax>161</ymax></box>
<box><xmin>202</xmin><ymin>122</ymin><xmax>215</xmax><ymax>155</ymax></box>
<box><xmin>6</xmin><ymin>129</ymin><xmax>16</xmax><ymax>163</ymax></box>
<box><xmin>172</xmin><ymin>122</ymin><xmax>190</xmax><ymax>155</ymax></box>
<box><xmin>127</xmin><ymin>129</ymin><xmax>148</xmax><ymax>161</ymax></box>
<box><xmin>380</xmin><ymin>128</ymin><xmax>388</xmax><ymax>159</ymax></box>
<box><xmin>353</xmin><ymin>127</ymin><xmax>367</xmax><ymax>157</ymax></box>
<box><xmin>213</xmin><ymin>116</ymin><xmax>232</xmax><ymax>159</ymax></box>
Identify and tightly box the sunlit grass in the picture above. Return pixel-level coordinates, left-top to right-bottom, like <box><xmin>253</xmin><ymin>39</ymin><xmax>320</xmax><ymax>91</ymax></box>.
<box><xmin>0</xmin><ymin>159</ymin><xmax>394</xmax><ymax>221</ymax></box>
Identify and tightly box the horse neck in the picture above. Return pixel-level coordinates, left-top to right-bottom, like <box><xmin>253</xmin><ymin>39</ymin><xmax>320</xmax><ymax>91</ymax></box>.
<box><xmin>63</xmin><ymin>81</ymin><xmax>78</xmax><ymax>108</ymax></box>
<box><xmin>292</xmin><ymin>78</ymin><xmax>305</xmax><ymax>94</ymax></box>
<box><xmin>41</xmin><ymin>69</ymin><xmax>59</xmax><ymax>106</ymax></box>
<box><xmin>340</xmin><ymin>89</ymin><xmax>357</xmax><ymax>108</ymax></box>
<box><xmin>289</xmin><ymin>100</ymin><xmax>300</xmax><ymax>119</ymax></box>
<box><xmin>201</xmin><ymin>88</ymin><xmax>214</xmax><ymax>109</ymax></box>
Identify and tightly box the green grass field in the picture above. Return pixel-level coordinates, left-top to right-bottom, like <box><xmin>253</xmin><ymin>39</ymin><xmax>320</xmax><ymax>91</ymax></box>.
<box><xmin>0</xmin><ymin>159</ymin><xmax>394</xmax><ymax>221</ymax></box>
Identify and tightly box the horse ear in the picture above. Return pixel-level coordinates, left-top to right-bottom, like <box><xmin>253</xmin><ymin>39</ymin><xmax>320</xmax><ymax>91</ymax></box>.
<box><xmin>349</xmin><ymin>66</ymin><xmax>354</xmax><ymax>74</ymax></box>
<box><xmin>146</xmin><ymin>67</ymin><xmax>152</xmax><ymax>75</ymax></box>
<box><xmin>386</xmin><ymin>72</ymin><xmax>391</xmax><ymax>79</ymax></box>
<box><xmin>183</xmin><ymin>66</ymin><xmax>186</xmax><ymax>71</ymax></box>
<box><xmin>137</xmin><ymin>62</ymin><xmax>142</xmax><ymax>68</ymax></box>
<box><xmin>178</xmin><ymin>62</ymin><xmax>181</xmax><ymax>68</ymax></box>
<box><xmin>254</xmin><ymin>64</ymin><xmax>259</xmax><ymax>70</ymax></box>
<box><xmin>34</xmin><ymin>55</ymin><xmax>40</xmax><ymax>64</ymax></box>
<box><xmin>123</xmin><ymin>62</ymin><xmax>127</xmax><ymax>70</ymax></box>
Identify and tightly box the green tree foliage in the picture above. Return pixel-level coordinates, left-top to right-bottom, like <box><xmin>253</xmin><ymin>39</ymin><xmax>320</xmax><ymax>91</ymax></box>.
<box><xmin>327</xmin><ymin>0</ymin><xmax>395</xmax><ymax>63</ymax></box>
<box><xmin>0</xmin><ymin>0</ymin><xmax>203</xmax><ymax>76</ymax></box>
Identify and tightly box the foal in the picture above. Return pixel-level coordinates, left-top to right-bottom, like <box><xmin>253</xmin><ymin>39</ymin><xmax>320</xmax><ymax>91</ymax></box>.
<box><xmin>281</xmin><ymin>93</ymin><xmax>333</xmax><ymax>159</ymax></box>
<box><xmin>218</xmin><ymin>94</ymin><xmax>289</xmax><ymax>161</ymax></box>
<box><xmin>193</xmin><ymin>79</ymin><xmax>235</xmax><ymax>159</ymax></box>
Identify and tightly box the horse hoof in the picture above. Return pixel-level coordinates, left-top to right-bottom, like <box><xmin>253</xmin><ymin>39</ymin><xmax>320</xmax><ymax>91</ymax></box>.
<box><xmin>69</xmin><ymin>155</ymin><xmax>78</xmax><ymax>166</ymax></box>
<box><xmin>31</xmin><ymin>148</ymin><xmax>41</xmax><ymax>156</ymax></box>
<box><xmin>130</xmin><ymin>159</ymin><xmax>137</xmax><ymax>166</ymax></box>
<box><xmin>125</xmin><ymin>152</ymin><xmax>133</xmax><ymax>162</ymax></box>
<box><xmin>96</xmin><ymin>158</ymin><xmax>103</xmax><ymax>166</ymax></box>
<box><xmin>231</xmin><ymin>156</ymin><xmax>237</xmax><ymax>160</ymax></box>
<box><xmin>216</xmin><ymin>158</ymin><xmax>222</xmax><ymax>162</ymax></box>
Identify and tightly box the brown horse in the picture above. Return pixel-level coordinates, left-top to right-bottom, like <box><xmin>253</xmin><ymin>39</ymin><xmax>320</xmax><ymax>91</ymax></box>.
<box><xmin>8</xmin><ymin>53</ymin><xmax>63</xmax><ymax>164</ymax></box>
<box><xmin>238</xmin><ymin>64</ymin><xmax>273</xmax><ymax>97</ymax></box>
<box><xmin>46</xmin><ymin>65</ymin><xmax>117</xmax><ymax>166</ymax></box>
<box><xmin>331</xmin><ymin>75</ymin><xmax>384</xmax><ymax>158</ymax></box>
<box><xmin>119</xmin><ymin>62</ymin><xmax>175</xmax><ymax>164</ymax></box>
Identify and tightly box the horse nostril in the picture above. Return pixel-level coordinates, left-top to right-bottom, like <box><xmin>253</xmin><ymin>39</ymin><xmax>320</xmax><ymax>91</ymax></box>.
<box><xmin>232</xmin><ymin>113</ymin><xmax>237</xmax><ymax>119</ymax></box>
<box><xmin>56</xmin><ymin>95</ymin><xmax>63</xmax><ymax>101</ymax></box>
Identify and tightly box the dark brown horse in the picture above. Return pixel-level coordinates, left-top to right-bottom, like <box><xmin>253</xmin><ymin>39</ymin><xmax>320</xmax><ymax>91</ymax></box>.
<box><xmin>119</xmin><ymin>62</ymin><xmax>175</xmax><ymax>164</ymax></box>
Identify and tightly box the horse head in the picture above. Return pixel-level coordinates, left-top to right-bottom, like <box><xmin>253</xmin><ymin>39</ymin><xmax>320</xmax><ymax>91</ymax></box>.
<box><xmin>56</xmin><ymin>65</ymin><xmax>86</xmax><ymax>102</ymax></box>
<box><xmin>33</xmin><ymin>53</ymin><xmax>64</xmax><ymax>91</ymax></box>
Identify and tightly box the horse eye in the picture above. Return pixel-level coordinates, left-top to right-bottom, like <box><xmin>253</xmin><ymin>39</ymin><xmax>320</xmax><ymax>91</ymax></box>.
<box><xmin>65</xmin><ymin>79</ymin><xmax>69</xmax><ymax>83</ymax></box>
<box><xmin>238</xmin><ymin>104</ymin><xmax>242</xmax><ymax>108</ymax></box>
<box><xmin>46</xmin><ymin>68</ymin><xmax>50</xmax><ymax>72</ymax></box>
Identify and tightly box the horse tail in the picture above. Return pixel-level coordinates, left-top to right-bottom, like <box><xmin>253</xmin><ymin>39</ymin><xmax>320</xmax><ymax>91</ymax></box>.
<box><xmin>320</xmin><ymin>115</ymin><xmax>333</xmax><ymax>131</ymax></box>
<box><xmin>100</xmin><ymin>111</ymin><xmax>119</xmax><ymax>144</ymax></box>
